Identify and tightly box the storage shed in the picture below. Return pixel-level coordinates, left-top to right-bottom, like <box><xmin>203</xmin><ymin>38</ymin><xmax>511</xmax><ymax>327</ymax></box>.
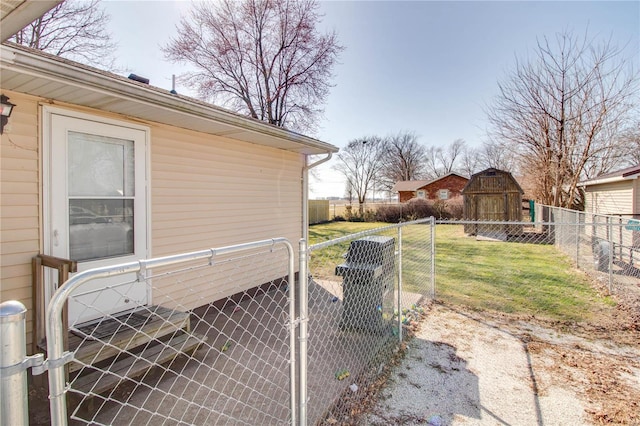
<box><xmin>462</xmin><ymin>168</ymin><xmax>524</xmax><ymax>237</ymax></box>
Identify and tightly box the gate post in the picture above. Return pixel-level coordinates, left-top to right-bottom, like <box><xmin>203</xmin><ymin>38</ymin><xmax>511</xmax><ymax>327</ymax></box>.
<box><xmin>298</xmin><ymin>239</ymin><xmax>309</xmax><ymax>426</ymax></box>
<box><xmin>0</xmin><ymin>301</ymin><xmax>29</xmax><ymax>425</ymax></box>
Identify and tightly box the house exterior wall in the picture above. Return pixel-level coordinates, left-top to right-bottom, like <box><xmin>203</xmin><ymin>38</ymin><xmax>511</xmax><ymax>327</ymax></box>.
<box><xmin>398</xmin><ymin>191</ymin><xmax>414</xmax><ymax>203</ymax></box>
<box><xmin>150</xmin><ymin>123</ymin><xmax>303</xmax><ymax>309</ymax></box>
<box><xmin>422</xmin><ymin>175</ymin><xmax>468</xmax><ymax>200</ymax></box>
<box><xmin>398</xmin><ymin>175</ymin><xmax>468</xmax><ymax>202</ymax></box>
<box><xmin>0</xmin><ymin>92</ymin><xmax>304</xmax><ymax>352</ymax></box>
<box><xmin>0</xmin><ymin>92</ymin><xmax>41</xmax><ymax>349</ymax></box>
<box><xmin>635</xmin><ymin>179</ymin><xmax>640</xmax><ymax>218</ymax></box>
<box><xmin>584</xmin><ymin>181</ymin><xmax>634</xmax><ymax>217</ymax></box>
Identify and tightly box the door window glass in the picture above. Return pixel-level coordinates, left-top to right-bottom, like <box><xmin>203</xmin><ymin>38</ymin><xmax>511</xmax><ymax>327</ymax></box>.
<box><xmin>68</xmin><ymin>132</ymin><xmax>135</xmax><ymax>261</ymax></box>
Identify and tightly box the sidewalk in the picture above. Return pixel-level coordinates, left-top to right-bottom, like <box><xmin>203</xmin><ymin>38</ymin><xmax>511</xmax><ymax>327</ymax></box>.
<box><xmin>365</xmin><ymin>303</ymin><xmax>589</xmax><ymax>425</ymax></box>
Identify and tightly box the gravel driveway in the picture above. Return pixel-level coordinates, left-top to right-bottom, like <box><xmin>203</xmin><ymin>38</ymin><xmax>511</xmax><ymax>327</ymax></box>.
<box><xmin>364</xmin><ymin>301</ymin><xmax>640</xmax><ymax>425</ymax></box>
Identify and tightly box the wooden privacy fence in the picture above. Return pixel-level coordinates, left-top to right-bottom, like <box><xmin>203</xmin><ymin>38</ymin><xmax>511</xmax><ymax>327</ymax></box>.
<box><xmin>309</xmin><ymin>200</ymin><xmax>330</xmax><ymax>224</ymax></box>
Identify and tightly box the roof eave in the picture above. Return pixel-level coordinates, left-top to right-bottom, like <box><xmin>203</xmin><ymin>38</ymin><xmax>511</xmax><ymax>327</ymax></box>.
<box><xmin>580</xmin><ymin>174</ymin><xmax>640</xmax><ymax>187</ymax></box>
<box><xmin>0</xmin><ymin>44</ymin><xmax>338</xmax><ymax>155</ymax></box>
<box><xmin>1</xmin><ymin>1</ymin><xmax>63</xmax><ymax>42</ymax></box>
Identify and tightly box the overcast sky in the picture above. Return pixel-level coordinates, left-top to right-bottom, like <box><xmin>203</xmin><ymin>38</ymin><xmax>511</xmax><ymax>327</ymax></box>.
<box><xmin>102</xmin><ymin>0</ymin><xmax>640</xmax><ymax>198</ymax></box>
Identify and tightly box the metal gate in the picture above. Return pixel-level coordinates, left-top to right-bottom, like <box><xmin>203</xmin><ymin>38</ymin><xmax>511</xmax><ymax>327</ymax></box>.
<box><xmin>3</xmin><ymin>222</ymin><xmax>440</xmax><ymax>425</ymax></box>
<box><xmin>37</xmin><ymin>238</ymin><xmax>298</xmax><ymax>425</ymax></box>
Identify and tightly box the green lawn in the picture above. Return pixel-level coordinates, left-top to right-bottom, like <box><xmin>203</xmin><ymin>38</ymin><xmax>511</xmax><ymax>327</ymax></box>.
<box><xmin>308</xmin><ymin>221</ymin><xmax>393</xmax><ymax>281</ymax></box>
<box><xmin>308</xmin><ymin>221</ymin><xmax>386</xmax><ymax>242</ymax></box>
<box><xmin>309</xmin><ymin>221</ymin><xmax>614</xmax><ymax>322</ymax></box>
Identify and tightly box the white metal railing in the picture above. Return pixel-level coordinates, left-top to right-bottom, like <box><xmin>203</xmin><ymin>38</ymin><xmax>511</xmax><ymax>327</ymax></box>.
<box><xmin>4</xmin><ymin>238</ymin><xmax>297</xmax><ymax>425</ymax></box>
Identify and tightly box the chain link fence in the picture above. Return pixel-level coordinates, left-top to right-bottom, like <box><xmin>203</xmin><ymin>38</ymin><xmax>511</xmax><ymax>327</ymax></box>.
<box><xmin>20</xmin><ymin>221</ymin><xmax>434</xmax><ymax>426</ymax></box>
<box><xmin>544</xmin><ymin>205</ymin><xmax>640</xmax><ymax>296</ymax></box>
<box><xmin>306</xmin><ymin>219</ymin><xmax>434</xmax><ymax>424</ymax></box>
<box><xmin>8</xmin><ymin>211</ymin><xmax>637</xmax><ymax>424</ymax></box>
<box><xmin>434</xmin><ymin>209</ymin><xmax>639</xmax><ymax>317</ymax></box>
<box><xmin>40</xmin><ymin>239</ymin><xmax>297</xmax><ymax>425</ymax></box>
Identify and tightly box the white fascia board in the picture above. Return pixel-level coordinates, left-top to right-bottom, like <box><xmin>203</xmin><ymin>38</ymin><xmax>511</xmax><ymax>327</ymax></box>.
<box><xmin>1</xmin><ymin>1</ymin><xmax>63</xmax><ymax>42</ymax></box>
<box><xmin>580</xmin><ymin>173</ymin><xmax>640</xmax><ymax>187</ymax></box>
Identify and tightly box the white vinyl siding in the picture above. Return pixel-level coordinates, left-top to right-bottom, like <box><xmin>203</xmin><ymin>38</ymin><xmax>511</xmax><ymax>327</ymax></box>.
<box><xmin>0</xmin><ymin>93</ymin><xmax>306</xmax><ymax>349</ymax></box>
<box><xmin>585</xmin><ymin>182</ymin><xmax>634</xmax><ymax>217</ymax></box>
<box><xmin>150</xmin><ymin>124</ymin><xmax>302</xmax><ymax>310</ymax></box>
<box><xmin>634</xmin><ymin>179</ymin><xmax>640</xmax><ymax>217</ymax></box>
<box><xmin>0</xmin><ymin>93</ymin><xmax>40</xmax><ymax>350</ymax></box>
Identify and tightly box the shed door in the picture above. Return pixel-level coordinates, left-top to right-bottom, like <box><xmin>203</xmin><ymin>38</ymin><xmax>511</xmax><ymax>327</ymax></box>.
<box><xmin>477</xmin><ymin>195</ymin><xmax>506</xmax><ymax>221</ymax></box>
<box><xmin>46</xmin><ymin>110</ymin><xmax>149</xmax><ymax>326</ymax></box>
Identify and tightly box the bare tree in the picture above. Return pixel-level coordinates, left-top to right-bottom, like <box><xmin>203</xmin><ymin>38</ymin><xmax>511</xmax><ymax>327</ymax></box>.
<box><xmin>344</xmin><ymin>180</ymin><xmax>354</xmax><ymax>205</ymax></box>
<box><xmin>487</xmin><ymin>30</ymin><xmax>638</xmax><ymax>208</ymax></box>
<box><xmin>379</xmin><ymin>131</ymin><xmax>427</xmax><ymax>190</ymax></box>
<box><xmin>479</xmin><ymin>139</ymin><xmax>519</xmax><ymax>172</ymax></box>
<box><xmin>613</xmin><ymin>120</ymin><xmax>640</xmax><ymax>167</ymax></box>
<box><xmin>163</xmin><ymin>0</ymin><xmax>342</xmax><ymax>133</ymax></box>
<box><xmin>424</xmin><ymin>139</ymin><xmax>466</xmax><ymax>178</ymax></box>
<box><xmin>459</xmin><ymin>145</ymin><xmax>481</xmax><ymax>177</ymax></box>
<box><xmin>10</xmin><ymin>0</ymin><xmax>117</xmax><ymax>69</ymax></box>
<box><xmin>334</xmin><ymin>136</ymin><xmax>385</xmax><ymax>215</ymax></box>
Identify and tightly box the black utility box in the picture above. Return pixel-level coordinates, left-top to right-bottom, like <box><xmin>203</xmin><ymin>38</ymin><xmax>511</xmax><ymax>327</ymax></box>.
<box><xmin>335</xmin><ymin>236</ymin><xmax>395</xmax><ymax>332</ymax></box>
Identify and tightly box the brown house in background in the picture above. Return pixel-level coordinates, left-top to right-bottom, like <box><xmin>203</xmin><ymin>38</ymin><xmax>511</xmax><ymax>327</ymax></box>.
<box><xmin>392</xmin><ymin>173</ymin><xmax>469</xmax><ymax>203</ymax></box>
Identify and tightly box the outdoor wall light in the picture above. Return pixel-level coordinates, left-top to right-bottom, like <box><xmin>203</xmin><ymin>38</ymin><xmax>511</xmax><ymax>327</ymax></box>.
<box><xmin>1</xmin><ymin>94</ymin><xmax>16</xmax><ymax>135</ymax></box>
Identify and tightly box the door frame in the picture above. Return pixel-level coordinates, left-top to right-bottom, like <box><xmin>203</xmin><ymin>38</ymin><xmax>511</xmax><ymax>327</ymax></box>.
<box><xmin>41</xmin><ymin>105</ymin><xmax>152</xmax><ymax>319</ymax></box>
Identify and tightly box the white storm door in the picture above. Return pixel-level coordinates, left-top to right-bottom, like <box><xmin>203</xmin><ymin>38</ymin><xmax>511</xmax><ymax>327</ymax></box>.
<box><xmin>47</xmin><ymin>111</ymin><xmax>149</xmax><ymax>325</ymax></box>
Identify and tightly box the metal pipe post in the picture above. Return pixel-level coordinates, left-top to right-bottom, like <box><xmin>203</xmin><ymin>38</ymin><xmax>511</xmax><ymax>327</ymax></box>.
<box><xmin>608</xmin><ymin>217</ymin><xmax>614</xmax><ymax>292</ymax></box>
<box><xmin>430</xmin><ymin>217</ymin><xmax>436</xmax><ymax>298</ymax></box>
<box><xmin>0</xmin><ymin>301</ymin><xmax>29</xmax><ymax>425</ymax></box>
<box><xmin>285</xmin><ymin>240</ymin><xmax>297</xmax><ymax>426</ymax></box>
<box><xmin>298</xmin><ymin>239</ymin><xmax>309</xmax><ymax>426</ymax></box>
<box><xmin>397</xmin><ymin>226</ymin><xmax>403</xmax><ymax>343</ymax></box>
<box><xmin>575</xmin><ymin>211</ymin><xmax>580</xmax><ymax>268</ymax></box>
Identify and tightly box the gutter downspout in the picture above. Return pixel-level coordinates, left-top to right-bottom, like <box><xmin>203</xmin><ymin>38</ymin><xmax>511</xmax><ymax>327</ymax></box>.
<box><xmin>302</xmin><ymin>153</ymin><xmax>333</xmax><ymax>242</ymax></box>
<box><xmin>299</xmin><ymin>152</ymin><xmax>331</xmax><ymax>425</ymax></box>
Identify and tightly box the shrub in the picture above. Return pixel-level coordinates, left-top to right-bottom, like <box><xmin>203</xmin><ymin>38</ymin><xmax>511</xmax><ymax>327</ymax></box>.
<box><xmin>446</xmin><ymin>198</ymin><xmax>464</xmax><ymax>219</ymax></box>
<box><xmin>403</xmin><ymin>199</ymin><xmax>437</xmax><ymax>220</ymax></box>
<box><xmin>333</xmin><ymin>198</ymin><xmax>464</xmax><ymax>224</ymax></box>
<box><xmin>373</xmin><ymin>198</ymin><xmax>465</xmax><ymax>223</ymax></box>
<box><xmin>362</xmin><ymin>209</ymin><xmax>377</xmax><ymax>222</ymax></box>
<box><xmin>344</xmin><ymin>205</ymin><xmax>354</xmax><ymax>221</ymax></box>
<box><xmin>375</xmin><ymin>205</ymin><xmax>403</xmax><ymax>223</ymax></box>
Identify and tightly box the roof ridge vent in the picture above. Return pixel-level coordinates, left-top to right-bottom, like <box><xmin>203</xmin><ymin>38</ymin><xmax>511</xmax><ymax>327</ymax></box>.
<box><xmin>128</xmin><ymin>74</ymin><xmax>149</xmax><ymax>84</ymax></box>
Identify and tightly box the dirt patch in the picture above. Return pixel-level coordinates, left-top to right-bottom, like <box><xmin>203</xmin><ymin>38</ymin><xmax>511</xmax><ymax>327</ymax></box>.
<box><xmin>364</xmin><ymin>298</ymin><xmax>640</xmax><ymax>425</ymax></box>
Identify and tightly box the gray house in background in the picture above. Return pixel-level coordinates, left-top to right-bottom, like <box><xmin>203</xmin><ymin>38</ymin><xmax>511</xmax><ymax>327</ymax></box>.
<box><xmin>580</xmin><ymin>164</ymin><xmax>640</xmax><ymax>219</ymax></box>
